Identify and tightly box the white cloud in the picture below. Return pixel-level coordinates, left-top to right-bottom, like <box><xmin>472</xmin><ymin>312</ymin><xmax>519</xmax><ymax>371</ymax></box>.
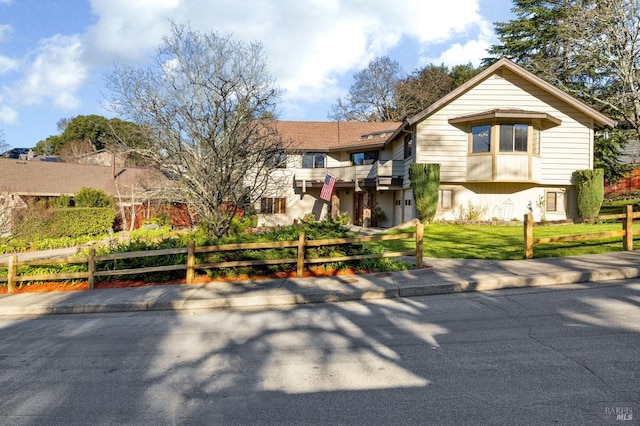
<box><xmin>85</xmin><ymin>0</ymin><xmax>178</xmax><ymax>64</ymax></box>
<box><xmin>2</xmin><ymin>0</ymin><xmax>495</xmax><ymax>126</ymax></box>
<box><xmin>84</xmin><ymin>0</ymin><xmax>489</xmax><ymax>111</ymax></box>
<box><xmin>422</xmin><ymin>20</ymin><xmax>496</xmax><ymax>67</ymax></box>
<box><xmin>11</xmin><ymin>34</ymin><xmax>87</xmax><ymax>109</ymax></box>
<box><xmin>0</xmin><ymin>24</ymin><xmax>11</xmax><ymax>43</ymax></box>
<box><xmin>0</xmin><ymin>104</ymin><xmax>17</xmax><ymax>124</ymax></box>
<box><xmin>0</xmin><ymin>55</ymin><xmax>20</xmax><ymax>74</ymax></box>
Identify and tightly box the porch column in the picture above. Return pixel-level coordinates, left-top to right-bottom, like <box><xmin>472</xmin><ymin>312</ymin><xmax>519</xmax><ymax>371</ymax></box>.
<box><xmin>331</xmin><ymin>193</ymin><xmax>340</xmax><ymax>220</ymax></box>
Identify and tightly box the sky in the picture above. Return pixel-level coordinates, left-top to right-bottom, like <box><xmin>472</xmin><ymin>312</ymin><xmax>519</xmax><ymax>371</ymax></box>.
<box><xmin>0</xmin><ymin>0</ymin><xmax>515</xmax><ymax>149</ymax></box>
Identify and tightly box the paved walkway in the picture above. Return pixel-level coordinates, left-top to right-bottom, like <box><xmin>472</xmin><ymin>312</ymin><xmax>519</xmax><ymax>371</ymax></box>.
<box><xmin>2</xmin><ymin>251</ymin><xmax>640</xmax><ymax>316</ymax></box>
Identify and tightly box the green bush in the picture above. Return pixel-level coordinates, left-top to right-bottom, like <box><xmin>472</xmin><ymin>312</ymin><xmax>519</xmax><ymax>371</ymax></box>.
<box><xmin>56</xmin><ymin>195</ymin><xmax>72</xmax><ymax>208</ymax></box>
<box><xmin>13</xmin><ymin>207</ymin><xmax>115</xmax><ymax>243</ymax></box>
<box><xmin>575</xmin><ymin>169</ymin><xmax>604</xmax><ymax>218</ymax></box>
<box><xmin>93</xmin><ymin>219</ymin><xmax>410</xmax><ymax>283</ymax></box>
<box><xmin>230</xmin><ymin>214</ymin><xmax>258</xmax><ymax>235</ymax></box>
<box><xmin>94</xmin><ymin>237</ymin><xmax>187</xmax><ymax>282</ymax></box>
<box><xmin>334</xmin><ymin>211</ymin><xmax>352</xmax><ymax>225</ymax></box>
<box><xmin>49</xmin><ymin>208</ymin><xmax>115</xmax><ymax>238</ymax></box>
<box><xmin>74</xmin><ymin>187</ymin><xmax>114</xmax><ymax>208</ymax></box>
<box><xmin>456</xmin><ymin>200</ymin><xmax>488</xmax><ymax>221</ymax></box>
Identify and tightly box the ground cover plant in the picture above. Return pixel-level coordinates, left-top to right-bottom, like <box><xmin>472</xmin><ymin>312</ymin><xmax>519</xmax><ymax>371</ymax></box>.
<box><xmin>0</xmin><ymin>220</ymin><xmax>411</xmax><ymax>291</ymax></box>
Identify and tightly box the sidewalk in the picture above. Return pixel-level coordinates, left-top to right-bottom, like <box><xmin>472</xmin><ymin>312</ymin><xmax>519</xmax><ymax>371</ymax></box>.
<box><xmin>2</xmin><ymin>251</ymin><xmax>640</xmax><ymax>316</ymax></box>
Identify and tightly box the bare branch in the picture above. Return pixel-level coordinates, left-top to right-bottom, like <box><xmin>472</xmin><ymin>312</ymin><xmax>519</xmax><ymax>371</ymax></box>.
<box><xmin>105</xmin><ymin>23</ymin><xmax>287</xmax><ymax>238</ymax></box>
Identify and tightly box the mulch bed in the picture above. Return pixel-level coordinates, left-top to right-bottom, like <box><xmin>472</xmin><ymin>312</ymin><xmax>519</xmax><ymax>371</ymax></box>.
<box><xmin>0</xmin><ymin>267</ymin><xmax>362</xmax><ymax>294</ymax></box>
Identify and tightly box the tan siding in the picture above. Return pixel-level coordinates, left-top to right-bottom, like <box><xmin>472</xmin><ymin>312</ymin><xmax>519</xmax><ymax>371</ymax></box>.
<box><xmin>415</xmin><ymin>71</ymin><xmax>594</xmax><ymax>186</ymax></box>
<box><xmin>434</xmin><ymin>183</ymin><xmax>575</xmax><ymax>221</ymax></box>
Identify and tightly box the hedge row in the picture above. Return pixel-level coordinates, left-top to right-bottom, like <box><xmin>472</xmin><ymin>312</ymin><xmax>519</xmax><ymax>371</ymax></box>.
<box><xmin>16</xmin><ymin>208</ymin><xmax>115</xmax><ymax>240</ymax></box>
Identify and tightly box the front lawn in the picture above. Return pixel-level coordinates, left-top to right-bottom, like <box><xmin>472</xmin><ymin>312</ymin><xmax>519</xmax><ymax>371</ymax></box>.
<box><xmin>379</xmin><ymin>221</ymin><xmax>638</xmax><ymax>260</ymax></box>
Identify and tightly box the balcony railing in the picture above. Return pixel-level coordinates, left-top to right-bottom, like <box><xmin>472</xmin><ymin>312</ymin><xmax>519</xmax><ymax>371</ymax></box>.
<box><xmin>294</xmin><ymin>160</ymin><xmax>404</xmax><ymax>188</ymax></box>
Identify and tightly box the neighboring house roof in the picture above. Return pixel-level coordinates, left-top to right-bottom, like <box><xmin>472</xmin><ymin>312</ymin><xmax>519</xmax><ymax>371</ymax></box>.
<box><xmin>0</xmin><ymin>158</ymin><xmax>167</xmax><ymax>198</ymax></box>
<box><xmin>407</xmin><ymin>58</ymin><xmax>616</xmax><ymax>129</ymax></box>
<box><xmin>274</xmin><ymin>121</ymin><xmax>401</xmax><ymax>152</ymax></box>
<box><xmin>1</xmin><ymin>148</ymin><xmax>31</xmax><ymax>159</ymax></box>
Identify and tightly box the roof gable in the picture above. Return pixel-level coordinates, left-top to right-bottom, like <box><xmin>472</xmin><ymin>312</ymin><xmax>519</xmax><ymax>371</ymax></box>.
<box><xmin>407</xmin><ymin>58</ymin><xmax>616</xmax><ymax>129</ymax></box>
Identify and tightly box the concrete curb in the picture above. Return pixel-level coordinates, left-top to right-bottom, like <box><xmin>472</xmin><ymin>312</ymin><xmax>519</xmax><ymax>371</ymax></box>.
<box><xmin>2</xmin><ymin>263</ymin><xmax>639</xmax><ymax>316</ymax></box>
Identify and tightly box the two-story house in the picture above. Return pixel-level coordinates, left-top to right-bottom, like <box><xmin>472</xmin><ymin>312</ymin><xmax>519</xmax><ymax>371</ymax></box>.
<box><xmin>257</xmin><ymin>58</ymin><xmax>615</xmax><ymax>228</ymax></box>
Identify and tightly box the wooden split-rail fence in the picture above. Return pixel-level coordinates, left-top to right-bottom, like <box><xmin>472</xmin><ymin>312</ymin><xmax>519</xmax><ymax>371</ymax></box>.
<box><xmin>0</xmin><ymin>223</ymin><xmax>424</xmax><ymax>294</ymax></box>
<box><xmin>524</xmin><ymin>205</ymin><xmax>640</xmax><ymax>259</ymax></box>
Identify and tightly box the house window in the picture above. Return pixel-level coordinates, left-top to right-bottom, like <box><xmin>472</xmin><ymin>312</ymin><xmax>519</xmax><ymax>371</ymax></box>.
<box><xmin>265</xmin><ymin>150</ymin><xmax>287</xmax><ymax>168</ymax></box>
<box><xmin>471</xmin><ymin>125</ymin><xmax>491</xmax><ymax>153</ymax></box>
<box><xmin>302</xmin><ymin>152</ymin><xmax>326</xmax><ymax>168</ymax></box>
<box><xmin>545</xmin><ymin>191</ymin><xmax>565</xmax><ymax>213</ymax></box>
<box><xmin>351</xmin><ymin>151</ymin><xmax>379</xmax><ymax>165</ymax></box>
<box><xmin>439</xmin><ymin>189</ymin><xmax>453</xmax><ymax>209</ymax></box>
<box><xmin>404</xmin><ymin>134</ymin><xmax>413</xmax><ymax>160</ymax></box>
<box><xmin>499</xmin><ymin>124</ymin><xmax>528</xmax><ymax>152</ymax></box>
<box><xmin>404</xmin><ymin>199</ymin><xmax>412</xmax><ymax>206</ymax></box>
<box><xmin>260</xmin><ymin>197</ymin><xmax>286</xmax><ymax>214</ymax></box>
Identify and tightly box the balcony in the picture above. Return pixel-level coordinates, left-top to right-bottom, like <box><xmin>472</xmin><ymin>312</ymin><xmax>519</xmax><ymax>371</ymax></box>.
<box><xmin>294</xmin><ymin>160</ymin><xmax>404</xmax><ymax>191</ymax></box>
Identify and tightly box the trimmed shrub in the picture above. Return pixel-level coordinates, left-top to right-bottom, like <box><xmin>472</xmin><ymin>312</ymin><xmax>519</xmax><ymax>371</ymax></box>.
<box><xmin>15</xmin><ymin>207</ymin><xmax>115</xmax><ymax>240</ymax></box>
<box><xmin>575</xmin><ymin>169</ymin><xmax>604</xmax><ymax>218</ymax></box>
<box><xmin>409</xmin><ymin>163</ymin><xmax>440</xmax><ymax>222</ymax></box>
<box><xmin>74</xmin><ymin>187</ymin><xmax>114</xmax><ymax>208</ymax></box>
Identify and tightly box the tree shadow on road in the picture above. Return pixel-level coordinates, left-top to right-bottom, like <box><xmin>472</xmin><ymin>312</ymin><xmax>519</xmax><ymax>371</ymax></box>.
<box><xmin>0</xmin><ymin>279</ymin><xmax>638</xmax><ymax>424</ymax></box>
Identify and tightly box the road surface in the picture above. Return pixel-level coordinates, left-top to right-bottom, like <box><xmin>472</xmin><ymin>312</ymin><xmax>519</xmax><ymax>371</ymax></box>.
<box><xmin>0</xmin><ymin>281</ymin><xmax>638</xmax><ymax>425</ymax></box>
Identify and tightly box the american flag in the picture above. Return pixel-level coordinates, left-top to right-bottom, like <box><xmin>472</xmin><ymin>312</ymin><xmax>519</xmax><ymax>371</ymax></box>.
<box><xmin>320</xmin><ymin>174</ymin><xmax>337</xmax><ymax>202</ymax></box>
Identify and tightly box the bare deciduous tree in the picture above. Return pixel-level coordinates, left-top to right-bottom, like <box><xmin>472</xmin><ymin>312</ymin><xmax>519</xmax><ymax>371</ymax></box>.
<box><xmin>329</xmin><ymin>56</ymin><xmax>403</xmax><ymax>122</ymax></box>
<box><xmin>105</xmin><ymin>23</ymin><xmax>287</xmax><ymax>238</ymax></box>
<box><xmin>0</xmin><ymin>190</ymin><xmax>25</xmax><ymax>237</ymax></box>
<box><xmin>562</xmin><ymin>0</ymin><xmax>640</xmax><ymax>138</ymax></box>
<box><xmin>0</xmin><ymin>130</ymin><xmax>9</xmax><ymax>156</ymax></box>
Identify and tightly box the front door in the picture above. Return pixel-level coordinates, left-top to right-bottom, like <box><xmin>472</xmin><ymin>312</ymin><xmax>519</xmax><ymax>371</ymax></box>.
<box><xmin>354</xmin><ymin>192</ymin><xmax>364</xmax><ymax>225</ymax></box>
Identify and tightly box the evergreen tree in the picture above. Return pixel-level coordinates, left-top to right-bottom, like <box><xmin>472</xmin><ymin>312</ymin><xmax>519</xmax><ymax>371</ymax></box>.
<box><xmin>409</xmin><ymin>163</ymin><xmax>440</xmax><ymax>223</ymax></box>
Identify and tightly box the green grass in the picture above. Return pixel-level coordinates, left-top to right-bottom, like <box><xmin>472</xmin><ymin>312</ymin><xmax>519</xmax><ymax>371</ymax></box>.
<box><xmin>378</xmin><ymin>219</ymin><xmax>639</xmax><ymax>260</ymax></box>
<box><xmin>376</xmin><ymin>199</ymin><xmax>637</xmax><ymax>260</ymax></box>
<box><xmin>598</xmin><ymin>199</ymin><xmax>640</xmax><ymax>215</ymax></box>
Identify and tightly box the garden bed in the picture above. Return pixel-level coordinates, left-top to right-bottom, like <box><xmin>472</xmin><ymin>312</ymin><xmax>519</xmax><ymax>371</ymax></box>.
<box><xmin>0</xmin><ymin>266</ymin><xmax>367</xmax><ymax>294</ymax></box>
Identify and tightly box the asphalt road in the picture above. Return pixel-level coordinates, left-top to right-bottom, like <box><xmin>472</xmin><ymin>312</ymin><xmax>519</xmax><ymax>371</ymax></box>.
<box><xmin>0</xmin><ymin>281</ymin><xmax>638</xmax><ymax>425</ymax></box>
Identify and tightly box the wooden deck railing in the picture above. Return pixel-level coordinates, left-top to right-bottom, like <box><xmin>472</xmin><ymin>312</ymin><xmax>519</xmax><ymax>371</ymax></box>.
<box><xmin>524</xmin><ymin>205</ymin><xmax>640</xmax><ymax>259</ymax></box>
<box><xmin>0</xmin><ymin>223</ymin><xmax>424</xmax><ymax>294</ymax></box>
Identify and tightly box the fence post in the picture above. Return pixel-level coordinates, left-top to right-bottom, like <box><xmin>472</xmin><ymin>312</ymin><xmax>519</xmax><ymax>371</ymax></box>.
<box><xmin>88</xmin><ymin>248</ymin><xmax>96</xmax><ymax>290</ymax></box>
<box><xmin>524</xmin><ymin>213</ymin><xmax>534</xmax><ymax>259</ymax></box>
<box><xmin>623</xmin><ymin>204</ymin><xmax>633</xmax><ymax>251</ymax></box>
<box><xmin>415</xmin><ymin>221</ymin><xmax>424</xmax><ymax>268</ymax></box>
<box><xmin>186</xmin><ymin>240</ymin><xmax>196</xmax><ymax>284</ymax></box>
<box><xmin>297</xmin><ymin>232</ymin><xmax>305</xmax><ymax>278</ymax></box>
<box><xmin>7</xmin><ymin>255</ymin><xmax>17</xmax><ymax>294</ymax></box>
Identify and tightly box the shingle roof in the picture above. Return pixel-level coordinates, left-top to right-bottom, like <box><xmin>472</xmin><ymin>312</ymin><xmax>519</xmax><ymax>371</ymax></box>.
<box><xmin>274</xmin><ymin>121</ymin><xmax>401</xmax><ymax>151</ymax></box>
<box><xmin>0</xmin><ymin>159</ymin><xmax>166</xmax><ymax>197</ymax></box>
